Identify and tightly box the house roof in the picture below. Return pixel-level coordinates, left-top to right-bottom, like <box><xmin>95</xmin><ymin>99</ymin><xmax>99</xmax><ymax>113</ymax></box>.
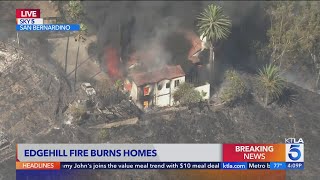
<box><xmin>129</xmin><ymin>65</ymin><xmax>185</xmax><ymax>86</ymax></box>
<box><xmin>178</xmin><ymin>30</ymin><xmax>203</xmax><ymax>64</ymax></box>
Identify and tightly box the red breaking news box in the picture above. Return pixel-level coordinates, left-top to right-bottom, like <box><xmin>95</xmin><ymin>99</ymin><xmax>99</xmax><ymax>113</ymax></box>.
<box><xmin>16</xmin><ymin>9</ymin><xmax>40</xmax><ymax>18</ymax></box>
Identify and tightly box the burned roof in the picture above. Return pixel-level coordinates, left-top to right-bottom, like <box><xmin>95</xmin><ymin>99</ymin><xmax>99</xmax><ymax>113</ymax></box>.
<box><xmin>178</xmin><ymin>29</ymin><xmax>203</xmax><ymax>64</ymax></box>
<box><xmin>184</xmin><ymin>31</ymin><xmax>202</xmax><ymax>56</ymax></box>
<box><xmin>129</xmin><ymin>65</ymin><xmax>185</xmax><ymax>86</ymax></box>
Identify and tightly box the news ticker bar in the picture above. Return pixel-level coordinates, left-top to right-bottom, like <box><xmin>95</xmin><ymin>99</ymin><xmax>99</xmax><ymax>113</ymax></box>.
<box><xmin>16</xmin><ymin>144</ymin><xmax>304</xmax><ymax>163</ymax></box>
<box><xmin>16</xmin><ymin>24</ymin><xmax>80</xmax><ymax>31</ymax></box>
<box><xmin>16</xmin><ymin>162</ymin><xmax>304</xmax><ymax>170</ymax></box>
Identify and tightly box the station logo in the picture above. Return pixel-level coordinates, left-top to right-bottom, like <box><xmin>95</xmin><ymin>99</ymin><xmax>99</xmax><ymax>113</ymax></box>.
<box><xmin>285</xmin><ymin>138</ymin><xmax>304</xmax><ymax>162</ymax></box>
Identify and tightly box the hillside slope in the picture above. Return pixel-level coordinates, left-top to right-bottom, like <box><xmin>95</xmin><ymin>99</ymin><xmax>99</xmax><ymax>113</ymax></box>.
<box><xmin>96</xmin><ymin>80</ymin><xmax>320</xmax><ymax>180</ymax></box>
<box><xmin>0</xmin><ymin>40</ymin><xmax>74</xmax><ymax>179</ymax></box>
<box><xmin>30</xmin><ymin>77</ymin><xmax>318</xmax><ymax>179</ymax></box>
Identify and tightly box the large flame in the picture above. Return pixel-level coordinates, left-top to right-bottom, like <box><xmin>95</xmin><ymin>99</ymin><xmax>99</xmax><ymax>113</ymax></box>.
<box><xmin>105</xmin><ymin>46</ymin><xmax>123</xmax><ymax>81</ymax></box>
<box><xmin>104</xmin><ymin>30</ymin><xmax>202</xmax><ymax>81</ymax></box>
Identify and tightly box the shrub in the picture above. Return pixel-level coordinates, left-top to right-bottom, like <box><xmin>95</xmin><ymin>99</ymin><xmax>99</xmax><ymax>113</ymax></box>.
<box><xmin>98</xmin><ymin>129</ymin><xmax>109</xmax><ymax>141</ymax></box>
<box><xmin>69</xmin><ymin>104</ymin><xmax>86</xmax><ymax>119</ymax></box>
<box><xmin>220</xmin><ymin>70</ymin><xmax>248</xmax><ymax>105</ymax></box>
<box><xmin>69</xmin><ymin>104</ymin><xmax>87</xmax><ymax>125</ymax></box>
<box><xmin>173</xmin><ymin>83</ymin><xmax>203</xmax><ymax>105</ymax></box>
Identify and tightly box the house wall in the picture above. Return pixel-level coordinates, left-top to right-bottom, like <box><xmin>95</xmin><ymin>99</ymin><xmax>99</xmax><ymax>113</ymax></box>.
<box><xmin>156</xmin><ymin>79</ymin><xmax>171</xmax><ymax>96</ymax></box>
<box><xmin>130</xmin><ymin>81</ymin><xmax>138</xmax><ymax>101</ymax></box>
<box><xmin>195</xmin><ymin>83</ymin><xmax>210</xmax><ymax>100</ymax></box>
<box><xmin>170</xmin><ymin>76</ymin><xmax>185</xmax><ymax>106</ymax></box>
<box><xmin>139</xmin><ymin>83</ymin><xmax>157</xmax><ymax>108</ymax></box>
<box><xmin>124</xmin><ymin>79</ymin><xmax>138</xmax><ymax>102</ymax></box>
<box><xmin>156</xmin><ymin>94</ymin><xmax>171</xmax><ymax>107</ymax></box>
<box><xmin>154</xmin><ymin>76</ymin><xmax>186</xmax><ymax>107</ymax></box>
<box><xmin>155</xmin><ymin>79</ymin><xmax>171</xmax><ymax>107</ymax></box>
<box><xmin>130</xmin><ymin>76</ymin><xmax>186</xmax><ymax>108</ymax></box>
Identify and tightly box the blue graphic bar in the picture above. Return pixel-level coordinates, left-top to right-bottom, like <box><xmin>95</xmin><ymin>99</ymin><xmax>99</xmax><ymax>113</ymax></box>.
<box><xmin>60</xmin><ymin>162</ymin><xmax>221</xmax><ymax>170</ymax></box>
<box><xmin>221</xmin><ymin>162</ymin><xmax>247</xmax><ymax>170</ymax></box>
<box><xmin>16</xmin><ymin>24</ymin><xmax>80</xmax><ymax>31</ymax></box>
<box><xmin>286</xmin><ymin>162</ymin><xmax>304</xmax><ymax>170</ymax></box>
<box><xmin>270</xmin><ymin>162</ymin><xmax>286</xmax><ymax>170</ymax></box>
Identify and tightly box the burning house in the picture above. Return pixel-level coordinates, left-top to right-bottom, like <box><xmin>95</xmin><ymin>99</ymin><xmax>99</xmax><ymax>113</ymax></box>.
<box><xmin>181</xmin><ymin>30</ymin><xmax>210</xmax><ymax>85</ymax></box>
<box><xmin>124</xmin><ymin>65</ymin><xmax>185</xmax><ymax>108</ymax></box>
<box><xmin>122</xmin><ymin>30</ymin><xmax>210</xmax><ymax>109</ymax></box>
<box><xmin>103</xmin><ymin>27</ymin><xmax>210</xmax><ymax>109</ymax></box>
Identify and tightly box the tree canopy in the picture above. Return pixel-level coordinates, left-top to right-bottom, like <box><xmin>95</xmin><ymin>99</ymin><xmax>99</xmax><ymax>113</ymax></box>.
<box><xmin>197</xmin><ymin>4</ymin><xmax>232</xmax><ymax>44</ymax></box>
<box><xmin>255</xmin><ymin>1</ymin><xmax>320</xmax><ymax>89</ymax></box>
<box><xmin>67</xmin><ymin>1</ymin><xmax>85</xmax><ymax>23</ymax></box>
<box><xmin>173</xmin><ymin>83</ymin><xmax>203</xmax><ymax>105</ymax></box>
<box><xmin>260</xmin><ymin>2</ymin><xmax>320</xmax><ymax>69</ymax></box>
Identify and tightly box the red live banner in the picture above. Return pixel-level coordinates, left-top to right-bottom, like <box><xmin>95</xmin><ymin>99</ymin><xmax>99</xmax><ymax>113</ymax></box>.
<box><xmin>16</xmin><ymin>9</ymin><xmax>40</xmax><ymax>18</ymax></box>
<box><xmin>223</xmin><ymin>144</ymin><xmax>286</xmax><ymax>162</ymax></box>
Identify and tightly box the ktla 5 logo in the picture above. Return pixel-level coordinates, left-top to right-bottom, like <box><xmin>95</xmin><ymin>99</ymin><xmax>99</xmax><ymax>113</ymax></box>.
<box><xmin>286</xmin><ymin>144</ymin><xmax>304</xmax><ymax>162</ymax></box>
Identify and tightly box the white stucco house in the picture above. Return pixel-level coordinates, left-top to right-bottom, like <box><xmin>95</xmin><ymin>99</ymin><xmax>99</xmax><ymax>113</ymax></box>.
<box><xmin>124</xmin><ymin>65</ymin><xmax>210</xmax><ymax>109</ymax></box>
<box><xmin>124</xmin><ymin>65</ymin><xmax>185</xmax><ymax>109</ymax></box>
<box><xmin>122</xmin><ymin>30</ymin><xmax>211</xmax><ymax>109</ymax></box>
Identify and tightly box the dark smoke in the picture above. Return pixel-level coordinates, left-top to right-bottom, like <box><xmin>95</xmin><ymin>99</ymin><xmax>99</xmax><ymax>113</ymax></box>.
<box><xmin>83</xmin><ymin>1</ymin><xmax>266</xmax><ymax>78</ymax></box>
<box><xmin>83</xmin><ymin>1</ymin><xmax>204</xmax><ymax>58</ymax></box>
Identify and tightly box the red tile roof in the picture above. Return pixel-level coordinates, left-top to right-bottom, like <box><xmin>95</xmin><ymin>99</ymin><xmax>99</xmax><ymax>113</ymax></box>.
<box><xmin>129</xmin><ymin>65</ymin><xmax>185</xmax><ymax>86</ymax></box>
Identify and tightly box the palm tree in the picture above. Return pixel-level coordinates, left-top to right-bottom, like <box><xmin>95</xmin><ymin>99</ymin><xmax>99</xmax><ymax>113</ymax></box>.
<box><xmin>258</xmin><ymin>64</ymin><xmax>285</xmax><ymax>107</ymax></box>
<box><xmin>197</xmin><ymin>4</ymin><xmax>232</xmax><ymax>83</ymax></box>
<box><xmin>74</xmin><ymin>23</ymin><xmax>88</xmax><ymax>90</ymax></box>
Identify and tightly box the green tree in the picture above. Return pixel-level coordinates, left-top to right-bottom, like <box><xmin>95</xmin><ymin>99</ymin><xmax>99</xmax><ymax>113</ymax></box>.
<box><xmin>258</xmin><ymin>64</ymin><xmax>285</xmax><ymax>107</ymax></box>
<box><xmin>260</xmin><ymin>1</ymin><xmax>320</xmax><ymax>90</ymax></box>
<box><xmin>173</xmin><ymin>83</ymin><xmax>203</xmax><ymax>105</ymax></box>
<box><xmin>264</xmin><ymin>2</ymin><xmax>296</xmax><ymax>67</ymax></box>
<box><xmin>197</xmin><ymin>4</ymin><xmax>232</xmax><ymax>83</ymax></box>
<box><xmin>298</xmin><ymin>2</ymin><xmax>320</xmax><ymax>90</ymax></box>
<box><xmin>67</xmin><ymin>1</ymin><xmax>84</xmax><ymax>21</ymax></box>
<box><xmin>114</xmin><ymin>79</ymin><xmax>123</xmax><ymax>102</ymax></box>
<box><xmin>114</xmin><ymin>79</ymin><xmax>123</xmax><ymax>91</ymax></box>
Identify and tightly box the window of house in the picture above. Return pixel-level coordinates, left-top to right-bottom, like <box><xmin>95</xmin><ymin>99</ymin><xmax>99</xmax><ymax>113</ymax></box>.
<box><xmin>158</xmin><ymin>84</ymin><xmax>162</xmax><ymax>91</ymax></box>
<box><xmin>143</xmin><ymin>87</ymin><xmax>150</xmax><ymax>96</ymax></box>
<box><xmin>166</xmin><ymin>82</ymin><xmax>170</xmax><ymax>89</ymax></box>
<box><xmin>174</xmin><ymin>80</ymin><xmax>180</xmax><ymax>87</ymax></box>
